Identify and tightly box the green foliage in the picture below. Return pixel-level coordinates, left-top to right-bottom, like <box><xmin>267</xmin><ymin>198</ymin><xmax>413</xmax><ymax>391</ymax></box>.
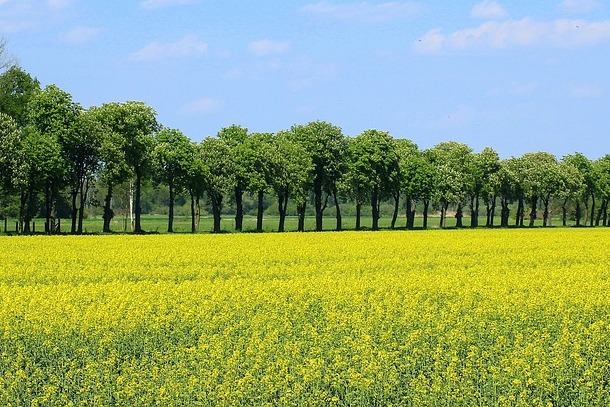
<box><xmin>0</xmin><ymin>66</ymin><xmax>40</xmax><ymax>128</ymax></box>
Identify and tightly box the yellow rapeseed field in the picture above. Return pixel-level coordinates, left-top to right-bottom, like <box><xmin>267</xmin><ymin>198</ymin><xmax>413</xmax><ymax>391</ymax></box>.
<box><xmin>1</xmin><ymin>229</ymin><xmax>609</xmax><ymax>406</ymax></box>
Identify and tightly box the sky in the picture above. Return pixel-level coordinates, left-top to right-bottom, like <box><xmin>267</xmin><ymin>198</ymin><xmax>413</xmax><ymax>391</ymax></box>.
<box><xmin>1</xmin><ymin>0</ymin><xmax>609</xmax><ymax>159</ymax></box>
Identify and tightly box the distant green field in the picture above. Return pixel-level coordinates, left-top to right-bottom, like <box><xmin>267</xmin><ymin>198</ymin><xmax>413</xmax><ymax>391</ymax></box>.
<box><xmin>2</xmin><ymin>213</ymin><xmax>566</xmax><ymax>234</ymax></box>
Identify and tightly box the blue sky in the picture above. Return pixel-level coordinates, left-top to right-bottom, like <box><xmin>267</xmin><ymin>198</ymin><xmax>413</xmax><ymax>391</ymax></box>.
<box><xmin>2</xmin><ymin>0</ymin><xmax>609</xmax><ymax>158</ymax></box>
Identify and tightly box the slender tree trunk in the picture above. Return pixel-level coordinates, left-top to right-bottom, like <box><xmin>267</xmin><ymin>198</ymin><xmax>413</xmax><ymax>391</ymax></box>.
<box><xmin>423</xmin><ymin>199</ymin><xmax>429</xmax><ymax>229</ymax></box>
<box><xmin>278</xmin><ymin>194</ymin><xmax>288</xmax><ymax>233</ymax></box>
<box><xmin>333</xmin><ymin>188</ymin><xmax>342</xmax><ymax>231</ymax></box>
<box><xmin>529</xmin><ymin>196</ymin><xmax>537</xmax><ymax>227</ymax></box>
<box><xmin>196</xmin><ymin>195</ymin><xmax>201</xmax><ymax>232</ymax></box>
<box><xmin>405</xmin><ymin>198</ymin><xmax>413</xmax><ymax>229</ymax></box>
<box><xmin>45</xmin><ymin>181</ymin><xmax>51</xmax><ymax>234</ymax></box>
<box><xmin>70</xmin><ymin>189</ymin><xmax>78</xmax><ymax>234</ymax></box>
<box><xmin>234</xmin><ymin>187</ymin><xmax>243</xmax><ymax>232</ymax></box>
<box><xmin>562</xmin><ymin>198</ymin><xmax>568</xmax><ymax>227</ymax></box>
<box><xmin>391</xmin><ymin>193</ymin><xmax>399</xmax><ymax>229</ymax></box>
<box><xmin>190</xmin><ymin>192</ymin><xmax>196</xmax><ymax>233</ymax></box>
<box><xmin>500</xmin><ymin>197</ymin><xmax>509</xmax><ymax>227</ymax></box>
<box><xmin>470</xmin><ymin>195</ymin><xmax>479</xmax><ymax>228</ymax></box>
<box><xmin>134</xmin><ymin>171</ymin><xmax>143</xmax><ymax>233</ymax></box>
<box><xmin>456</xmin><ymin>202</ymin><xmax>464</xmax><ymax>228</ymax></box>
<box><xmin>440</xmin><ymin>200</ymin><xmax>448</xmax><ymax>229</ymax></box>
<box><xmin>297</xmin><ymin>201</ymin><xmax>306</xmax><ymax>232</ymax></box>
<box><xmin>371</xmin><ymin>186</ymin><xmax>380</xmax><ymax>231</ymax></box>
<box><xmin>575</xmin><ymin>201</ymin><xmax>581</xmax><ymax>226</ymax></box>
<box><xmin>256</xmin><ymin>190</ymin><xmax>264</xmax><ymax>232</ymax></box>
<box><xmin>596</xmin><ymin>199</ymin><xmax>607</xmax><ymax>226</ymax></box>
<box><xmin>542</xmin><ymin>195</ymin><xmax>550</xmax><ymax>227</ymax></box>
<box><xmin>356</xmin><ymin>202</ymin><xmax>362</xmax><ymax>231</ymax></box>
<box><xmin>168</xmin><ymin>181</ymin><xmax>175</xmax><ymax>233</ymax></box>
<box><xmin>212</xmin><ymin>193</ymin><xmax>222</xmax><ymax>233</ymax></box>
<box><xmin>103</xmin><ymin>184</ymin><xmax>114</xmax><ymax>233</ymax></box>
<box><xmin>590</xmin><ymin>194</ymin><xmax>596</xmax><ymax>227</ymax></box>
<box><xmin>78</xmin><ymin>178</ymin><xmax>88</xmax><ymax>234</ymax></box>
<box><xmin>314</xmin><ymin>181</ymin><xmax>323</xmax><ymax>231</ymax></box>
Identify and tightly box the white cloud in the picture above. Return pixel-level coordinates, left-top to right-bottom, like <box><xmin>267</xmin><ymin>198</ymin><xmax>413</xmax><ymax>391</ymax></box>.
<box><xmin>560</xmin><ymin>0</ymin><xmax>602</xmax><ymax>14</ymax></box>
<box><xmin>132</xmin><ymin>35</ymin><xmax>207</xmax><ymax>61</ymax></box>
<box><xmin>299</xmin><ymin>1</ymin><xmax>424</xmax><ymax>23</ymax></box>
<box><xmin>248</xmin><ymin>40</ymin><xmax>292</xmax><ymax>57</ymax></box>
<box><xmin>139</xmin><ymin>0</ymin><xmax>199</xmax><ymax>10</ymax></box>
<box><xmin>182</xmin><ymin>97</ymin><xmax>222</xmax><ymax>114</ymax></box>
<box><xmin>61</xmin><ymin>26</ymin><xmax>101</xmax><ymax>45</ymax></box>
<box><xmin>415</xmin><ymin>18</ymin><xmax>610</xmax><ymax>53</ymax></box>
<box><xmin>470</xmin><ymin>1</ymin><xmax>508</xmax><ymax>20</ymax></box>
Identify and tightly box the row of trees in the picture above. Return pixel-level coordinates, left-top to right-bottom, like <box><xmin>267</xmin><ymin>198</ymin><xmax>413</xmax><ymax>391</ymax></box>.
<box><xmin>2</xmin><ymin>64</ymin><xmax>610</xmax><ymax>234</ymax></box>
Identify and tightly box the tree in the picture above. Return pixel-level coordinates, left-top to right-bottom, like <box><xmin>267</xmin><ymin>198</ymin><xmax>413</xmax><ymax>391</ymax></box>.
<box><xmin>592</xmin><ymin>155</ymin><xmax>610</xmax><ymax>226</ymax></box>
<box><xmin>0</xmin><ymin>66</ymin><xmax>40</xmax><ymax>128</ymax></box>
<box><xmin>0</xmin><ymin>38</ymin><xmax>16</xmax><ymax>72</ymax></box>
<box><xmin>90</xmin><ymin>104</ymin><xmax>131</xmax><ymax>233</ymax></box>
<box><xmin>0</xmin><ymin>113</ymin><xmax>20</xmax><ymax>222</ymax></box>
<box><xmin>153</xmin><ymin>128</ymin><xmax>192</xmax><ymax>232</ymax></box>
<box><xmin>243</xmin><ymin>132</ymin><xmax>274</xmax><ymax>232</ymax></box>
<box><xmin>391</xmin><ymin>138</ymin><xmax>418</xmax><ymax>229</ymax></box>
<box><xmin>27</xmin><ymin>85</ymin><xmax>80</xmax><ymax>233</ymax></box>
<box><xmin>218</xmin><ymin>125</ymin><xmax>249</xmax><ymax>231</ymax></box>
<box><xmin>293</xmin><ymin>121</ymin><xmax>346</xmax><ymax>231</ymax></box>
<box><xmin>562</xmin><ymin>153</ymin><xmax>594</xmax><ymax>226</ymax></box>
<box><xmin>349</xmin><ymin>129</ymin><xmax>399</xmax><ymax>231</ymax></box>
<box><xmin>96</xmin><ymin>101</ymin><xmax>158</xmax><ymax>233</ymax></box>
<box><xmin>269</xmin><ymin>131</ymin><xmax>313</xmax><ymax>232</ymax></box>
<box><xmin>182</xmin><ymin>142</ymin><xmax>206</xmax><ymax>233</ymax></box>
<box><xmin>473</xmin><ymin>147</ymin><xmax>500</xmax><ymax>228</ymax></box>
<box><xmin>557</xmin><ymin>159</ymin><xmax>585</xmax><ymax>227</ymax></box>
<box><xmin>200</xmin><ymin>137</ymin><xmax>231</xmax><ymax>233</ymax></box>
<box><xmin>64</xmin><ymin>108</ymin><xmax>102</xmax><ymax>234</ymax></box>
<box><xmin>519</xmin><ymin>152</ymin><xmax>561</xmax><ymax>227</ymax></box>
<box><xmin>344</xmin><ymin>137</ymin><xmax>370</xmax><ymax>231</ymax></box>
<box><xmin>429</xmin><ymin>142</ymin><xmax>473</xmax><ymax>228</ymax></box>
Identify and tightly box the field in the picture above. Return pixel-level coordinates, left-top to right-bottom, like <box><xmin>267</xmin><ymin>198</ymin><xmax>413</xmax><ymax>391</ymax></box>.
<box><xmin>1</xmin><ymin>229</ymin><xmax>609</xmax><ymax>406</ymax></box>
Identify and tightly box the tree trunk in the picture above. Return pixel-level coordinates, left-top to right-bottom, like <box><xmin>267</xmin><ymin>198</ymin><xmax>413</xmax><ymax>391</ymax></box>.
<box><xmin>103</xmin><ymin>184</ymin><xmax>114</xmax><ymax>233</ymax></box>
<box><xmin>256</xmin><ymin>190</ymin><xmax>264</xmax><ymax>232</ymax></box>
<box><xmin>234</xmin><ymin>187</ymin><xmax>243</xmax><ymax>232</ymax></box>
<box><xmin>278</xmin><ymin>194</ymin><xmax>288</xmax><ymax>233</ymax></box>
<box><xmin>590</xmin><ymin>194</ymin><xmax>596</xmax><ymax>227</ymax></box>
<box><xmin>297</xmin><ymin>201</ymin><xmax>306</xmax><ymax>232</ymax></box>
<box><xmin>542</xmin><ymin>195</ymin><xmax>550</xmax><ymax>227</ymax></box>
<box><xmin>575</xmin><ymin>201</ymin><xmax>581</xmax><ymax>226</ymax></box>
<box><xmin>168</xmin><ymin>181</ymin><xmax>175</xmax><ymax>233</ymax></box>
<box><xmin>529</xmin><ymin>196</ymin><xmax>537</xmax><ymax>227</ymax></box>
<box><xmin>562</xmin><ymin>198</ymin><xmax>568</xmax><ymax>227</ymax></box>
<box><xmin>501</xmin><ymin>196</ymin><xmax>510</xmax><ymax>227</ymax></box>
<box><xmin>456</xmin><ymin>202</ymin><xmax>464</xmax><ymax>228</ymax></box>
<box><xmin>391</xmin><ymin>193</ymin><xmax>399</xmax><ymax>229</ymax></box>
<box><xmin>134</xmin><ymin>171</ymin><xmax>143</xmax><ymax>233</ymax></box>
<box><xmin>440</xmin><ymin>200</ymin><xmax>447</xmax><ymax>229</ymax></box>
<box><xmin>212</xmin><ymin>193</ymin><xmax>222</xmax><ymax>233</ymax></box>
<box><xmin>423</xmin><ymin>200</ymin><xmax>429</xmax><ymax>229</ymax></box>
<box><xmin>516</xmin><ymin>198</ymin><xmax>524</xmax><ymax>227</ymax></box>
<box><xmin>406</xmin><ymin>198</ymin><xmax>413</xmax><ymax>229</ymax></box>
<box><xmin>596</xmin><ymin>199</ymin><xmax>607</xmax><ymax>226</ymax></box>
<box><xmin>190</xmin><ymin>192</ymin><xmax>196</xmax><ymax>233</ymax></box>
<box><xmin>333</xmin><ymin>187</ymin><xmax>342</xmax><ymax>231</ymax></box>
<box><xmin>70</xmin><ymin>189</ymin><xmax>78</xmax><ymax>234</ymax></box>
<box><xmin>356</xmin><ymin>202</ymin><xmax>362</xmax><ymax>231</ymax></box>
<box><xmin>470</xmin><ymin>195</ymin><xmax>479</xmax><ymax>228</ymax></box>
<box><xmin>45</xmin><ymin>181</ymin><xmax>51</xmax><ymax>234</ymax></box>
<box><xmin>314</xmin><ymin>181</ymin><xmax>323</xmax><ymax>231</ymax></box>
<box><xmin>77</xmin><ymin>178</ymin><xmax>88</xmax><ymax>234</ymax></box>
<box><xmin>371</xmin><ymin>186</ymin><xmax>380</xmax><ymax>231</ymax></box>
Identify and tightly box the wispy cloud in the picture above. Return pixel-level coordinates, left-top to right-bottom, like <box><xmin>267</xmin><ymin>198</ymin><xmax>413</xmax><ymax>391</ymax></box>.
<box><xmin>139</xmin><ymin>0</ymin><xmax>199</xmax><ymax>10</ymax></box>
<box><xmin>299</xmin><ymin>1</ymin><xmax>424</xmax><ymax>23</ymax></box>
<box><xmin>560</xmin><ymin>0</ymin><xmax>602</xmax><ymax>14</ymax></box>
<box><xmin>248</xmin><ymin>40</ymin><xmax>291</xmax><ymax>57</ymax></box>
<box><xmin>132</xmin><ymin>35</ymin><xmax>207</xmax><ymax>61</ymax></box>
<box><xmin>60</xmin><ymin>26</ymin><xmax>101</xmax><ymax>45</ymax></box>
<box><xmin>416</xmin><ymin>18</ymin><xmax>610</xmax><ymax>53</ymax></box>
<box><xmin>470</xmin><ymin>1</ymin><xmax>508</xmax><ymax>20</ymax></box>
<box><xmin>182</xmin><ymin>97</ymin><xmax>222</xmax><ymax>114</ymax></box>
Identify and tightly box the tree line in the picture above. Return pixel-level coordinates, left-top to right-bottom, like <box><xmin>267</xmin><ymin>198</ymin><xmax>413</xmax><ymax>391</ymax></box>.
<box><xmin>1</xmin><ymin>65</ymin><xmax>610</xmax><ymax>234</ymax></box>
